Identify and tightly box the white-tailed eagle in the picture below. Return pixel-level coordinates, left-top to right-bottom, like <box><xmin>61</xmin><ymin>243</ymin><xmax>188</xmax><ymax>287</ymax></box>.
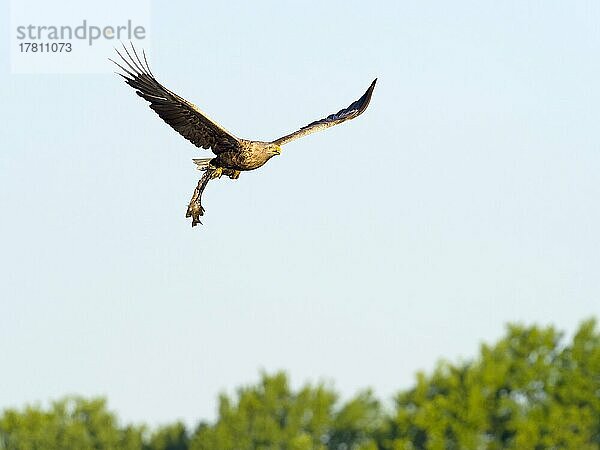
<box><xmin>111</xmin><ymin>44</ymin><xmax>376</xmax><ymax>227</ymax></box>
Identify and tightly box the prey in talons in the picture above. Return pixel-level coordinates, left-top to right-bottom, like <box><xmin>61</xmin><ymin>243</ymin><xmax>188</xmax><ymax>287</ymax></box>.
<box><xmin>185</xmin><ymin>164</ymin><xmax>239</xmax><ymax>227</ymax></box>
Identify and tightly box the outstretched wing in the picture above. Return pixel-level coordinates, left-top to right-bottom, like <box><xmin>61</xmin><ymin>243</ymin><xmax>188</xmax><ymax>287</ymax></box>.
<box><xmin>111</xmin><ymin>44</ymin><xmax>240</xmax><ymax>155</ymax></box>
<box><xmin>271</xmin><ymin>78</ymin><xmax>377</xmax><ymax>146</ymax></box>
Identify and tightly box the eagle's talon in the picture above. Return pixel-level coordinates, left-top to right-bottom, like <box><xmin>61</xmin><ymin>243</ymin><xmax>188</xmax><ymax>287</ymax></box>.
<box><xmin>211</xmin><ymin>167</ymin><xmax>223</xmax><ymax>179</ymax></box>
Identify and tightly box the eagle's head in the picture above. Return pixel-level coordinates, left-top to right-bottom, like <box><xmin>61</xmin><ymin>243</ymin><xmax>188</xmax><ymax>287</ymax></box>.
<box><xmin>268</xmin><ymin>144</ymin><xmax>282</xmax><ymax>156</ymax></box>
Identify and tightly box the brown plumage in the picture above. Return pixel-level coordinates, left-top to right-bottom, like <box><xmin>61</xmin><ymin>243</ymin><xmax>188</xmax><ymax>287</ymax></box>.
<box><xmin>111</xmin><ymin>43</ymin><xmax>376</xmax><ymax>227</ymax></box>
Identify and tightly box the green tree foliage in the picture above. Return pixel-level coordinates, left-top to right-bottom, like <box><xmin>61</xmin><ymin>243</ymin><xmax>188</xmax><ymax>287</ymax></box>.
<box><xmin>146</xmin><ymin>422</ymin><xmax>189</xmax><ymax>450</ymax></box>
<box><xmin>0</xmin><ymin>319</ymin><xmax>598</xmax><ymax>450</ymax></box>
<box><xmin>189</xmin><ymin>372</ymin><xmax>381</xmax><ymax>450</ymax></box>
<box><xmin>0</xmin><ymin>397</ymin><xmax>144</xmax><ymax>450</ymax></box>
<box><xmin>381</xmin><ymin>319</ymin><xmax>600</xmax><ymax>449</ymax></box>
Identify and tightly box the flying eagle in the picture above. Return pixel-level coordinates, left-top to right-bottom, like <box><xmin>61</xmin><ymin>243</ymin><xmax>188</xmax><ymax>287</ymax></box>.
<box><xmin>111</xmin><ymin>44</ymin><xmax>376</xmax><ymax>227</ymax></box>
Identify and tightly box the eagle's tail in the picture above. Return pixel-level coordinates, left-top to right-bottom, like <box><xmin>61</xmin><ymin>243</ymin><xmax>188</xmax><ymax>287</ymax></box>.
<box><xmin>192</xmin><ymin>158</ymin><xmax>213</xmax><ymax>171</ymax></box>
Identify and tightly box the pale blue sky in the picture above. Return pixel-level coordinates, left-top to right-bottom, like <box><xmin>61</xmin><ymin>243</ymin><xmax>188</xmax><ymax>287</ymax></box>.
<box><xmin>1</xmin><ymin>0</ymin><xmax>599</xmax><ymax>427</ymax></box>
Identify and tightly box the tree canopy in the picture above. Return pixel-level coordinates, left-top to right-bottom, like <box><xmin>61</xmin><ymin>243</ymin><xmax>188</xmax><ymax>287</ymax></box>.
<box><xmin>1</xmin><ymin>319</ymin><xmax>598</xmax><ymax>450</ymax></box>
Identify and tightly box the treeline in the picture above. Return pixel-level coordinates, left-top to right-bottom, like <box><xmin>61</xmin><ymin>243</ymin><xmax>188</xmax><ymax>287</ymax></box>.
<box><xmin>1</xmin><ymin>319</ymin><xmax>598</xmax><ymax>450</ymax></box>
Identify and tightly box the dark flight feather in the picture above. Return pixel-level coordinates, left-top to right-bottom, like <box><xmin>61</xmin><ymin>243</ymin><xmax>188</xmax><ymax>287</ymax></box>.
<box><xmin>271</xmin><ymin>78</ymin><xmax>377</xmax><ymax>146</ymax></box>
<box><xmin>110</xmin><ymin>43</ymin><xmax>240</xmax><ymax>155</ymax></box>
